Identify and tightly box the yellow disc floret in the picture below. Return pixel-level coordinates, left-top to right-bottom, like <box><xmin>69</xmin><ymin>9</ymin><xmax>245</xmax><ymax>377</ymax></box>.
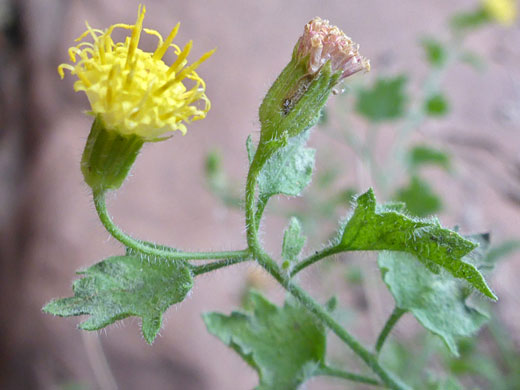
<box><xmin>58</xmin><ymin>5</ymin><xmax>214</xmax><ymax>139</ymax></box>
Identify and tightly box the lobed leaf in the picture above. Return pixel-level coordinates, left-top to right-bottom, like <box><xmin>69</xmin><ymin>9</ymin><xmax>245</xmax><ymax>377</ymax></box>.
<box><xmin>379</xmin><ymin>251</ymin><xmax>488</xmax><ymax>355</ymax></box>
<box><xmin>338</xmin><ymin>189</ymin><xmax>496</xmax><ymax>299</ymax></box>
<box><xmin>203</xmin><ymin>291</ymin><xmax>326</xmax><ymax>390</ymax></box>
<box><xmin>43</xmin><ymin>255</ymin><xmax>193</xmax><ymax>344</ymax></box>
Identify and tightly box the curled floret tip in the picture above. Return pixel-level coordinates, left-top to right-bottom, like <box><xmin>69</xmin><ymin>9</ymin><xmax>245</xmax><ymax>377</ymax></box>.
<box><xmin>296</xmin><ymin>17</ymin><xmax>370</xmax><ymax>80</ymax></box>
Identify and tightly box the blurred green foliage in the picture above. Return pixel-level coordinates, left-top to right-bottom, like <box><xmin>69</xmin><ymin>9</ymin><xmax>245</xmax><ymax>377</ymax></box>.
<box><xmin>355</xmin><ymin>75</ymin><xmax>408</xmax><ymax>122</ymax></box>
<box><xmin>394</xmin><ymin>175</ymin><xmax>442</xmax><ymax>217</ymax></box>
<box><xmin>425</xmin><ymin>93</ymin><xmax>450</xmax><ymax>117</ymax></box>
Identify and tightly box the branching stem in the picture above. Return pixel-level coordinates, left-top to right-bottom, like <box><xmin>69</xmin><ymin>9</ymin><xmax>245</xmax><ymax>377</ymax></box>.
<box><xmin>290</xmin><ymin>245</ymin><xmax>343</xmax><ymax>276</ymax></box>
<box><xmin>254</xmin><ymin>195</ymin><xmax>269</xmax><ymax>231</ymax></box>
<box><xmin>192</xmin><ymin>257</ymin><xmax>251</xmax><ymax>275</ymax></box>
<box><xmin>244</xmin><ymin>164</ymin><xmax>407</xmax><ymax>390</ymax></box>
<box><xmin>316</xmin><ymin>365</ymin><xmax>382</xmax><ymax>387</ymax></box>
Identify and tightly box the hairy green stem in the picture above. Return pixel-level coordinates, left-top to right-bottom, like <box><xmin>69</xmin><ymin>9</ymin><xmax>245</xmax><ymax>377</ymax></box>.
<box><xmin>192</xmin><ymin>257</ymin><xmax>252</xmax><ymax>276</ymax></box>
<box><xmin>93</xmin><ymin>190</ymin><xmax>249</xmax><ymax>261</ymax></box>
<box><xmin>316</xmin><ymin>365</ymin><xmax>382</xmax><ymax>387</ymax></box>
<box><xmin>375</xmin><ymin>307</ymin><xmax>407</xmax><ymax>354</ymax></box>
<box><xmin>244</xmin><ymin>166</ymin><xmax>406</xmax><ymax>390</ymax></box>
<box><xmin>290</xmin><ymin>245</ymin><xmax>343</xmax><ymax>276</ymax></box>
<box><xmin>254</xmin><ymin>195</ymin><xmax>269</xmax><ymax>231</ymax></box>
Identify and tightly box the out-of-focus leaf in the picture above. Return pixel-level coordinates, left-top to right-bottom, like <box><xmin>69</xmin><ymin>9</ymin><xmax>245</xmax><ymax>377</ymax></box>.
<box><xmin>204</xmin><ymin>149</ymin><xmax>243</xmax><ymax>208</ymax></box>
<box><xmin>451</xmin><ymin>8</ymin><xmax>490</xmax><ymax>30</ymax></box>
<box><xmin>281</xmin><ymin>217</ymin><xmax>306</xmax><ymax>269</ymax></box>
<box><xmin>203</xmin><ymin>291</ymin><xmax>326</xmax><ymax>390</ymax></box>
<box><xmin>344</xmin><ymin>266</ymin><xmax>364</xmax><ymax>285</ymax></box>
<box><xmin>378</xmin><ymin>251</ymin><xmax>489</xmax><ymax>355</ymax></box>
<box><xmin>425</xmin><ymin>93</ymin><xmax>450</xmax><ymax>117</ymax></box>
<box><xmin>394</xmin><ymin>175</ymin><xmax>442</xmax><ymax>217</ymax></box>
<box><xmin>485</xmin><ymin>239</ymin><xmax>520</xmax><ymax>265</ymax></box>
<box><xmin>324</xmin><ymin>296</ymin><xmax>338</xmax><ymax>312</ymax></box>
<box><xmin>43</xmin><ymin>255</ymin><xmax>193</xmax><ymax>344</ymax></box>
<box><xmin>316</xmin><ymin>166</ymin><xmax>339</xmax><ymax>189</ymax></box>
<box><xmin>408</xmin><ymin>145</ymin><xmax>451</xmax><ymax>171</ymax></box>
<box><xmin>338</xmin><ymin>189</ymin><xmax>496</xmax><ymax>299</ymax></box>
<box><xmin>355</xmin><ymin>75</ymin><xmax>408</xmax><ymax>122</ymax></box>
<box><xmin>459</xmin><ymin>50</ymin><xmax>486</xmax><ymax>71</ymax></box>
<box><xmin>257</xmin><ymin>132</ymin><xmax>315</xmax><ymax>199</ymax></box>
<box><xmin>421</xmin><ymin>38</ymin><xmax>447</xmax><ymax>67</ymax></box>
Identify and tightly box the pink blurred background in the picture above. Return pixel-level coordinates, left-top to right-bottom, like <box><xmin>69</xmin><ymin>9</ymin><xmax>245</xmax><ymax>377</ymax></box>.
<box><xmin>1</xmin><ymin>0</ymin><xmax>519</xmax><ymax>389</ymax></box>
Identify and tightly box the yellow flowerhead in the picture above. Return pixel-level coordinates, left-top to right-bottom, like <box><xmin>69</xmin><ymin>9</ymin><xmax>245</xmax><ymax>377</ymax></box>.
<box><xmin>59</xmin><ymin>5</ymin><xmax>214</xmax><ymax>140</ymax></box>
<box><xmin>483</xmin><ymin>0</ymin><xmax>517</xmax><ymax>26</ymax></box>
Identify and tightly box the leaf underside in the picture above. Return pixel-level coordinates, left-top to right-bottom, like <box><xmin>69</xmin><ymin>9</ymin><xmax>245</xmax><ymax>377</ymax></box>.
<box><xmin>379</xmin><ymin>251</ymin><xmax>488</xmax><ymax>355</ymax></box>
<box><xmin>204</xmin><ymin>291</ymin><xmax>326</xmax><ymax>390</ymax></box>
<box><xmin>257</xmin><ymin>132</ymin><xmax>315</xmax><ymax>200</ymax></box>
<box><xmin>43</xmin><ymin>255</ymin><xmax>193</xmax><ymax>344</ymax></box>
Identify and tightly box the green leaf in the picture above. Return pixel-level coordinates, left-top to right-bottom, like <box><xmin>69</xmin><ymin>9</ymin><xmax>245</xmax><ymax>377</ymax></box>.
<box><xmin>203</xmin><ymin>291</ymin><xmax>326</xmax><ymax>390</ymax></box>
<box><xmin>425</xmin><ymin>93</ymin><xmax>450</xmax><ymax>117</ymax></box>
<box><xmin>324</xmin><ymin>296</ymin><xmax>338</xmax><ymax>312</ymax></box>
<box><xmin>378</xmin><ymin>251</ymin><xmax>489</xmax><ymax>355</ymax></box>
<box><xmin>281</xmin><ymin>217</ymin><xmax>306</xmax><ymax>269</ymax></box>
<box><xmin>421</xmin><ymin>38</ymin><xmax>447</xmax><ymax>68</ymax></box>
<box><xmin>408</xmin><ymin>145</ymin><xmax>451</xmax><ymax>171</ymax></box>
<box><xmin>338</xmin><ymin>189</ymin><xmax>496</xmax><ymax>299</ymax></box>
<box><xmin>257</xmin><ymin>132</ymin><xmax>315</xmax><ymax>199</ymax></box>
<box><xmin>394</xmin><ymin>175</ymin><xmax>442</xmax><ymax>217</ymax></box>
<box><xmin>450</xmin><ymin>8</ymin><xmax>490</xmax><ymax>31</ymax></box>
<box><xmin>205</xmin><ymin>149</ymin><xmax>222</xmax><ymax>178</ymax></box>
<box><xmin>355</xmin><ymin>75</ymin><xmax>408</xmax><ymax>122</ymax></box>
<box><xmin>43</xmin><ymin>255</ymin><xmax>193</xmax><ymax>344</ymax></box>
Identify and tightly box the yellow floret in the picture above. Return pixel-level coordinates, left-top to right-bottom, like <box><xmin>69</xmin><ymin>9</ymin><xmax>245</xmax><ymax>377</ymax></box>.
<box><xmin>483</xmin><ymin>0</ymin><xmax>517</xmax><ymax>26</ymax></box>
<box><xmin>58</xmin><ymin>5</ymin><xmax>214</xmax><ymax>139</ymax></box>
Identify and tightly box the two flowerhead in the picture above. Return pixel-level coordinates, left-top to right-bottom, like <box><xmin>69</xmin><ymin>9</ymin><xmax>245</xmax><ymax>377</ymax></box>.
<box><xmin>60</xmin><ymin>6</ymin><xmax>368</xmax><ymax>191</ymax></box>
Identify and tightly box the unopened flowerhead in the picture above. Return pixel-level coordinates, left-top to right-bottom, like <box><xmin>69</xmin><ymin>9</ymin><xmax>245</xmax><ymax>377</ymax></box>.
<box><xmin>295</xmin><ymin>17</ymin><xmax>370</xmax><ymax>81</ymax></box>
<box><xmin>58</xmin><ymin>5</ymin><xmax>214</xmax><ymax>140</ymax></box>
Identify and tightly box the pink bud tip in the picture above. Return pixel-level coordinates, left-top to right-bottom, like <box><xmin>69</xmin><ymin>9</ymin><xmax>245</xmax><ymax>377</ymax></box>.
<box><xmin>296</xmin><ymin>17</ymin><xmax>370</xmax><ymax>80</ymax></box>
